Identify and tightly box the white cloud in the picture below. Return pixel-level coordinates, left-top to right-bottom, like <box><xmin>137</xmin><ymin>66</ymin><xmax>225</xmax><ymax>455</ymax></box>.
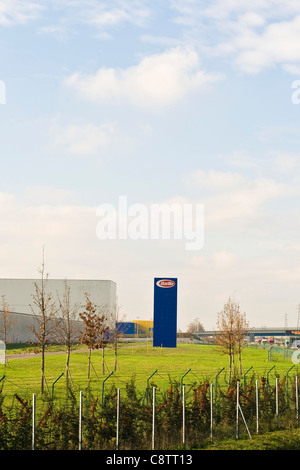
<box><xmin>0</xmin><ymin>0</ymin><xmax>44</xmax><ymax>26</ymax></box>
<box><xmin>185</xmin><ymin>170</ymin><xmax>245</xmax><ymax>191</ymax></box>
<box><xmin>76</xmin><ymin>0</ymin><xmax>151</xmax><ymax>28</ymax></box>
<box><xmin>273</xmin><ymin>154</ymin><xmax>300</xmax><ymax>173</ymax></box>
<box><xmin>65</xmin><ymin>46</ymin><xmax>219</xmax><ymax>109</ymax></box>
<box><xmin>37</xmin><ymin>24</ymin><xmax>69</xmax><ymax>41</ymax></box>
<box><xmin>23</xmin><ymin>186</ymin><xmax>78</xmax><ymax>205</ymax></box>
<box><xmin>213</xmin><ymin>251</ymin><xmax>237</xmax><ymax>269</ymax></box>
<box><xmin>49</xmin><ymin>121</ymin><xmax>135</xmax><ymax>156</ymax></box>
<box><xmin>0</xmin><ymin>182</ymin><xmax>300</xmax><ymax>330</ymax></box>
<box><xmin>233</xmin><ymin>15</ymin><xmax>300</xmax><ymax>73</ymax></box>
<box><xmin>37</xmin><ymin>0</ymin><xmax>151</xmax><ymax>38</ymax></box>
<box><xmin>170</xmin><ymin>1</ymin><xmax>300</xmax><ymax>73</ymax></box>
<box><xmin>186</xmin><ymin>169</ymin><xmax>300</xmax><ymax>227</ymax></box>
<box><xmin>85</xmin><ymin>6</ymin><xmax>149</xmax><ymax>28</ymax></box>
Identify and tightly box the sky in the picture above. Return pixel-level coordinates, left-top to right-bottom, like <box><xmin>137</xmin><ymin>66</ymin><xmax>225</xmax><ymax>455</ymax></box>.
<box><xmin>1</xmin><ymin>0</ymin><xmax>300</xmax><ymax>331</ymax></box>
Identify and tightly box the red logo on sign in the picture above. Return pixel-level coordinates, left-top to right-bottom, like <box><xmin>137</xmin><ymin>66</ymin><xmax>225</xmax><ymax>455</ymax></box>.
<box><xmin>156</xmin><ymin>279</ymin><xmax>175</xmax><ymax>288</ymax></box>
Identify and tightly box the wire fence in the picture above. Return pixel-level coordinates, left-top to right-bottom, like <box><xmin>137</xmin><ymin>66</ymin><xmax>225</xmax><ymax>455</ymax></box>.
<box><xmin>0</xmin><ymin>365</ymin><xmax>300</xmax><ymax>450</ymax></box>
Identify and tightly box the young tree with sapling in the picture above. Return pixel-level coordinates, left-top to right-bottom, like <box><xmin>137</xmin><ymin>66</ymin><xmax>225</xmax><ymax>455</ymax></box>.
<box><xmin>29</xmin><ymin>252</ymin><xmax>58</xmax><ymax>394</ymax></box>
<box><xmin>79</xmin><ymin>293</ymin><xmax>108</xmax><ymax>379</ymax></box>
<box><xmin>235</xmin><ymin>309</ymin><xmax>249</xmax><ymax>374</ymax></box>
<box><xmin>105</xmin><ymin>300</ymin><xmax>125</xmax><ymax>372</ymax></box>
<box><xmin>216</xmin><ymin>297</ymin><xmax>248</xmax><ymax>382</ymax></box>
<box><xmin>55</xmin><ymin>280</ymin><xmax>82</xmax><ymax>382</ymax></box>
<box><xmin>0</xmin><ymin>294</ymin><xmax>16</xmax><ymax>347</ymax></box>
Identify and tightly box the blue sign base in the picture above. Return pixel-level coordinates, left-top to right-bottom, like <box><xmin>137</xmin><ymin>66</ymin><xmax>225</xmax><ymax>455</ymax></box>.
<box><xmin>153</xmin><ymin>277</ymin><xmax>177</xmax><ymax>348</ymax></box>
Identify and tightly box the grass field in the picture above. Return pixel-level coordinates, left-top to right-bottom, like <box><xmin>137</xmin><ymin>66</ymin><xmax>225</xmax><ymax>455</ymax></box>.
<box><xmin>0</xmin><ymin>342</ymin><xmax>298</xmax><ymax>399</ymax></box>
<box><xmin>1</xmin><ymin>342</ymin><xmax>300</xmax><ymax>450</ymax></box>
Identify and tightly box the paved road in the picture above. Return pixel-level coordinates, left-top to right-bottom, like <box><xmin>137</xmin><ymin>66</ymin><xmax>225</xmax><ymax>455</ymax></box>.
<box><xmin>6</xmin><ymin>349</ymin><xmax>87</xmax><ymax>360</ymax></box>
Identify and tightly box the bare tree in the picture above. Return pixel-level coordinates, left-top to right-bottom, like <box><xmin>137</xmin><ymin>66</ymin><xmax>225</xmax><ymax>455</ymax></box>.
<box><xmin>79</xmin><ymin>293</ymin><xmax>108</xmax><ymax>379</ymax></box>
<box><xmin>55</xmin><ymin>280</ymin><xmax>82</xmax><ymax>382</ymax></box>
<box><xmin>0</xmin><ymin>295</ymin><xmax>16</xmax><ymax>345</ymax></box>
<box><xmin>29</xmin><ymin>252</ymin><xmax>58</xmax><ymax>394</ymax></box>
<box><xmin>187</xmin><ymin>318</ymin><xmax>205</xmax><ymax>334</ymax></box>
<box><xmin>216</xmin><ymin>297</ymin><xmax>248</xmax><ymax>382</ymax></box>
<box><xmin>105</xmin><ymin>300</ymin><xmax>125</xmax><ymax>372</ymax></box>
<box><xmin>235</xmin><ymin>309</ymin><xmax>249</xmax><ymax>374</ymax></box>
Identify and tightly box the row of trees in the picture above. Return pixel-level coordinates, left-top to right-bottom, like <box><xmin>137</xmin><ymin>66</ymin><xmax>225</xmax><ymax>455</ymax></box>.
<box><xmin>0</xmin><ymin>255</ymin><xmax>122</xmax><ymax>394</ymax></box>
<box><xmin>0</xmin><ymin>252</ymin><xmax>249</xmax><ymax>394</ymax></box>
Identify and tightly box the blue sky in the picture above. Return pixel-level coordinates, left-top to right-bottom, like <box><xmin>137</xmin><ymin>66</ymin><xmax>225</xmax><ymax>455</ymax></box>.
<box><xmin>1</xmin><ymin>0</ymin><xmax>300</xmax><ymax>330</ymax></box>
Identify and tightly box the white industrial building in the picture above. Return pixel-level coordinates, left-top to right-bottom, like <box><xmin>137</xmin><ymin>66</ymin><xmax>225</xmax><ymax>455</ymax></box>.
<box><xmin>0</xmin><ymin>278</ymin><xmax>116</xmax><ymax>343</ymax></box>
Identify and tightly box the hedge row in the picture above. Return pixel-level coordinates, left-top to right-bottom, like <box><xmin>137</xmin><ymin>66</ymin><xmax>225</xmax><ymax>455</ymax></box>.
<box><xmin>0</xmin><ymin>374</ymin><xmax>298</xmax><ymax>450</ymax></box>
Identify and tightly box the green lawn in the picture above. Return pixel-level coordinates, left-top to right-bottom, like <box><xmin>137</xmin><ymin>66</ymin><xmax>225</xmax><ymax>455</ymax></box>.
<box><xmin>0</xmin><ymin>343</ymin><xmax>298</xmax><ymax>399</ymax></box>
<box><xmin>202</xmin><ymin>428</ymin><xmax>300</xmax><ymax>450</ymax></box>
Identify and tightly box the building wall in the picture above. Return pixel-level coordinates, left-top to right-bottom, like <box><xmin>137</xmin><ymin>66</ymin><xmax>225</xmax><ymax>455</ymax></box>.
<box><xmin>0</xmin><ymin>279</ymin><xmax>116</xmax><ymax>343</ymax></box>
<box><xmin>117</xmin><ymin>322</ymin><xmax>136</xmax><ymax>335</ymax></box>
<box><xmin>114</xmin><ymin>321</ymin><xmax>154</xmax><ymax>337</ymax></box>
<box><xmin>133</xmin><ymin>320</ymin><xmax>153</xmax><ymax>335</ymax></box>
<box><xmin>0</xmin><ymin>279</ymin><xmax>116</xmax><ymax>318</ymax></box>
<box><xmin>0</xmin><ymin>311</ymin><xmax>37</xmax><ymax>343</ymax></box>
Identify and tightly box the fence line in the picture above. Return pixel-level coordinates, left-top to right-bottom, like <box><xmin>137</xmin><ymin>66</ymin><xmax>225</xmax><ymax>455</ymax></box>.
<box><xmin>24</xmin><ymin>375</ymin><xmax>300</xmax><ymax>450</ymax></box>
<box><xmin>1</xmin><ymin>362</ymin><xmax>299</xmax><ymax>400</ymax></box>
<box><xmin>1</xmin><ymin>366</ymin><xmax>300</xmax><ymax>450</ymax></box>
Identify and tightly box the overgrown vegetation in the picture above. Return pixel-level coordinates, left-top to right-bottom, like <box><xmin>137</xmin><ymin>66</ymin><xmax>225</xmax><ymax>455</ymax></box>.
<box><xmin>0</xmin><ymin>372</ymin><xmax>299</xmax><ymax>450</ymax></box>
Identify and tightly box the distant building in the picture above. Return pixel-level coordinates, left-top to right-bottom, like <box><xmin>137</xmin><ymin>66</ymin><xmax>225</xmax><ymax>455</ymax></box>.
<box><xmin>116</xmin><ymin>320</ymin><xmax>153</xmax><ymax>337</ymax></box>
<box><xmin>0</xmin><ymin>278</ymin><xmax>116</xmax><ymax>343</ymax></box>
<box><xmin>133</xmin><ymin>320</ymin><xmax>153</xmax><ymax>336</ymax></box>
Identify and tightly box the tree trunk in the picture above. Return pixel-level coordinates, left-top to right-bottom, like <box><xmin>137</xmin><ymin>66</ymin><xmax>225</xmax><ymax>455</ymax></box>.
<box><xmin>228</xmin><ymin>353</ymin><xmax>232</xmax><ymax>383</ymax></box>
<box><xmin>66</xmin><ymin>348</ymin><xmax>71</xmax><ymax>386</ymax></box>
<box><xmin>41</xmin><ymin>344</ymin><xmax>45</xmax><ymax>394</ymax></box>
<box><xmin>88</xmin><ymin>348</ymin><xmax>91</xmax><ymax>380</ymax></box>
<box><xmin>239</xmin><ymin>350</ymin><xmax>243</xmax><ymax>374</ymax></box>
<box><xmin>102</xmin><ymin>348</ymin><xmax>105</xmax><ymax>375</ymax></box>
<box><xmin>114</xmin><ymin>337</ymin><xmax>118</xmax><ymax>372</ymax></box>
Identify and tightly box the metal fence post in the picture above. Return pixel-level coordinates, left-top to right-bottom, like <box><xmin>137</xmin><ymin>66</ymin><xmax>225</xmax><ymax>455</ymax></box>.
<box><xmin>180</xmin><ymin>369</ymin><xmax>191</xmax><ymax>397</ymax></box>
<box><xmin>286</xmin><ymin>365</ymin><xmax>295</xmax><ymax>399</ymax></box>
<box><xmin>142</xmin><ymin>369</ymin><xmax>158</xmax><ymax>406</ymax></box>
<box><xmin>296</xmin><ymin>376</ymin><xmax>299</xmax><ymax>426</ymax></box>
<box><xmin>256</xmin><ymin>379</ymin><xmax>259</xmax><ymax>434</ymax></box>
<box><xmin>210</xmin><ymin>383</ymin><xmax>213</xmax><ymax>441</ymax></box>
<box><xmin>243</xmin><ymin>366</ymin><xmax>253</xmax><ymax>388</ymax></box>
<box><xmin>276</xmin><ymin>377</ymin><xmax>279</xmax><ymax>427</ymax></box>
<box><xmin>101</xmin><ymin>371</ymin><xmax>114</xmax><ymax>409</ymax></box>
<box><xmin>267</xmin><ymin>365</ymin><xmax>275</xmax><ymax>388</ymax></box>
<box><xmin>236</xmin><ymin>380</ymin><xmax>239</xmax><ymax>439</ymax></box>
<box><xmin>32</xmin><ymin>393</ymin><xmax>36</xmax><ymax>451</ymax></box>
<box><xmin>214</xmin><ymin>367</ymin><xmax>224</xmax><ymax>403</ymax></box>
<box><xmin>116</xmin><ymin>388</ymin><xmax>120</xmax><ymax>450</ymax></box>
<box><xmin>152</xmin><ymin>387</ymin><xmax>156</xmax><ymax>450</ymax></box>
<box><xmin>79</xmin><ymin>391</ymin><xmax>82</xmax><ymax>450</ymax></box>
<box><xmin>182</xmin><ymin>385</ymin><xmax>185</xmax><ymax>448</ymax></box>
<box><xmin>236</xmin><ymin>379</ymin><xmax>252</xmax><ymax>439</ymax></box>
<box><xmin>51</xmin><ymin>372</ymin><xmax>64</xmax><ymax>399</ymax></box>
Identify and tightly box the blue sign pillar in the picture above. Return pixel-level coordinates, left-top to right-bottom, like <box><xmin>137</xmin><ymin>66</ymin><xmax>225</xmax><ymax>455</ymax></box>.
<box><xmin>153</xmin><ymin>278</ymin><xmax>177</xmax><ymax>348</ymax></box>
